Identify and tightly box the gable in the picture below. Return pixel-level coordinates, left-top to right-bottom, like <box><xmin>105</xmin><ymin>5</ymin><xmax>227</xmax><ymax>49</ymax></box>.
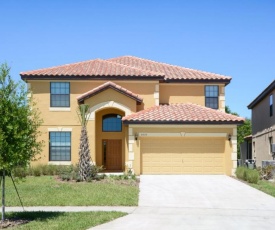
<box><xmin>77</xmin><ymin>81</ymin><xmax>143</xmax><ymax>104</ymax></box>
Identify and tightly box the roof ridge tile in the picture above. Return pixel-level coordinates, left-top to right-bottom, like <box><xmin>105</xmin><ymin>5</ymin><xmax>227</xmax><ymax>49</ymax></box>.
<box><xmin>108</xmin><ymin>56</ymin><xmax>231</xmax><ymax>79</ymax></box>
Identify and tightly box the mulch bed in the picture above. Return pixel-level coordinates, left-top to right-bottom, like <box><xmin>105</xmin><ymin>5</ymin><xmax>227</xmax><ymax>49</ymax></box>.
<box><xmin>0</xmin><ymin>218</ymin><xmax>29</xmax><ymax>229</ymax></box>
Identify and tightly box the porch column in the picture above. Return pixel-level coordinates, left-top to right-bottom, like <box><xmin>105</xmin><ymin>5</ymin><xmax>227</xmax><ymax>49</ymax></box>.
<box><xmin>231</xmin><ymin>127</ymin><xmax>238</xmax><ymax>176</ymax></box>
<box><xmin>126</xmin><ymin>126</ymin><xmax>135</xmax><ymax>173</ymax></box>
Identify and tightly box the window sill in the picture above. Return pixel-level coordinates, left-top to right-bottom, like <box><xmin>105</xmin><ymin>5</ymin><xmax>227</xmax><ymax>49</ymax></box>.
<box><xmin>49</xmin><ymin>107</ymin><xmax>71</xmax><ymax>112</ymax></box>
<box><xmin>48</xmin><ymin>161</ymin><xmax>71</xmax><ymax>165</ymax></box>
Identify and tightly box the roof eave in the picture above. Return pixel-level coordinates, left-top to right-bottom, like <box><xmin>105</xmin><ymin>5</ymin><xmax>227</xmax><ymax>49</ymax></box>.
<box><xmin>163</xmin><ymin>78</ymin><xmax>231</xmax><ymax>85</ymax></box>
<box><xmin>122</xmin><ymin>120</ymin><xmax>244</xmax><ymax>125</ymax></box>
<box><xmin>248</xmin><ymin>80</ymin><xmax>275</xmax><ymax>109</ymax></box>
<box><xmin>20</xmin><ymin>75</ymin><xmax>164</xmax><ymax>81</ymax></box>
<box><xmin>78</xmin><ymin>85</ymin><xmax>143</xmax><ymax>104</ymax></box>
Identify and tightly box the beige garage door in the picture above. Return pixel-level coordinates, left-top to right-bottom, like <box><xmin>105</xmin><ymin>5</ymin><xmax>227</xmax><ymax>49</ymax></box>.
<box><xmin>141</xmin><ymin>137</ymin><xmax>225</xmax><ymax>174</ymax></box>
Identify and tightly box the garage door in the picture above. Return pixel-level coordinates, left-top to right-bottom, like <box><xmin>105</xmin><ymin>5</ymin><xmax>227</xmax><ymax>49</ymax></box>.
<box><xmin>141</xmin><ymin>137</ymin><xmax>225</xmax><ymax>174</ymax></box>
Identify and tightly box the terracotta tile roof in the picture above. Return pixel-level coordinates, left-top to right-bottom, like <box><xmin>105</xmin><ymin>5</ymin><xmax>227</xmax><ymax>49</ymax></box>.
<box><xmin>108</xmin><ymin>56</ymin><xmax>231</xmax><ymax>82</ymax></box>
<box><xmin>20</xmin><ymin>59</ymin><xmax>164</xmax><ymax>79</ymax></box>
<box><xmin>20</xmin><ymin>56</ymin><xmax>231</xmax><ymax>84</ymax></box>
<box><xmin>122</xmin><ymin>103</ymin><xmax>244</xmax><ymax>124</ymax></box>
<box><xmin>77</xmin><ymin>81</ymin><xmax>143</xmax><ymax>103</ymax></box>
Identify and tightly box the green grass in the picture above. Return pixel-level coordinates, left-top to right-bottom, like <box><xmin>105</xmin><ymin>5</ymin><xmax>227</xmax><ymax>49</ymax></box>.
<box><xmin>4</xmin><ymin>176</ymin><xmax>139</xmax><ymax>206</ymax></box>
<box><xmin>249</xmin><ymin>180</ymin><xmax>275</xmax><ymax>197</ymax></box>
<box><xmin>5</xmin><ymin>211</ymin><xmax>126</xmax><ymax>229</ymax></box>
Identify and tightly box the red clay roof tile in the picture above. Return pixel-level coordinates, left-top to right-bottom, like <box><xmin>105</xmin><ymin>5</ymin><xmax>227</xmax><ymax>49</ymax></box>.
<box><xmin>77</xmin><ymin>81</ymin><xmax>143</xmax><ymax>103</ymax></box>
<box><xmin>20</xmin><ymin>59</ymin><xmax>164</xmax><ymax>79</ymax></box>
<box><xmin>20</xmin><ymin>56</ymin><xmax>231</xmax><ymax>83</ymax></box>
<box><xmin>109</xmin><ymin>56</ymin><xmax>231</xmax><ymax>82</ymax></box>
<box><xmin>122</xmin><ymin>103</ymin><xmax>244</xmax><ymax>124</ymax></box>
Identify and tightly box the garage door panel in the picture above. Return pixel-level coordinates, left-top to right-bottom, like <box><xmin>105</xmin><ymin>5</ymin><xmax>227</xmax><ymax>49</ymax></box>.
<box><xmin>141</xmin><ymin>138</ymin><xmax>225</xmax><ymax>175</ymax></box>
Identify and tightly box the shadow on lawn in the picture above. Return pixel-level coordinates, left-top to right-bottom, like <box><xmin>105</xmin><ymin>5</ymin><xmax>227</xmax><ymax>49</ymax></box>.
<box><xmin>5</xmin><ymin>211</ymin><xmax>65</xmax><ymax>223</ymax></box>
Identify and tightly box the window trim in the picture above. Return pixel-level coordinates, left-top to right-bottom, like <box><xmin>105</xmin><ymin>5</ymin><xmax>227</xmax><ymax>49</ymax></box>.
<box><xmin>269</xmin><ymin>136</ymin><xmax>273</xmax><ymax>155</ymax></box>
<box><xmin>50</xmin><ymin>82</ymin><xmax>70</xmax><ymax>108</ymax></box>
<box><xmin>49</xmin><ymin>131</ymin><xmax>71</xmax><ymax>161</ymax></box>
<box><xmin>270</xmin><ymin>94</ymin><xmax>273</xmax><ymax>117</ymax></box>
<box><xmin>205</xmin><ymin>85</ymin><xmax>219</xmax><ymax>109</ymax></box>
<box><xmin>102</xmin><ymin>114</ymin><xmax>122</xmax><ymax>132</ymax></box>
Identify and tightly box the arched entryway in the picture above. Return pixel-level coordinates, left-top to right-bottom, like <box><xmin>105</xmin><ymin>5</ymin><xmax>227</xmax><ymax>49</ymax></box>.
<box><xmin>95</xmin><ymin>108</ymin><xmax>125</xmax><ymax>171</ymax></box>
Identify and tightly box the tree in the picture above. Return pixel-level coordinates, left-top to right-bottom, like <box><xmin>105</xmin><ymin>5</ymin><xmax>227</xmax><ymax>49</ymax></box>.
<box><xmin>77</xmin><ymin>104</ymin><xmax>92</xmax><ymax>181</ymax></box>
<box><xmin>0</xmin><ymin>63</ymin><xmax>43</xmax><ymax>221</ymax></box>
<box><xmin>225</xmin><ymin>106</ymin><xmax>252</xmax><ymax>158</ymax></box>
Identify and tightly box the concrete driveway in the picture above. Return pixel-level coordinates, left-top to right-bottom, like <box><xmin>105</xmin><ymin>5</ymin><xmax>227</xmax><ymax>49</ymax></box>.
<box><xmin>92</xmin><ymin>175</ymin><xmax>275</xmax><ymax>229</ymax></box>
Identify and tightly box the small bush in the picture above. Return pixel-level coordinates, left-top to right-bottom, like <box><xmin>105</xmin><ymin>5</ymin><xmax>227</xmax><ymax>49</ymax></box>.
<box><xmin>236</xmin><ymin>166</ymin><xmax>248</xmax><ymax>181</ymax></box>
<box><xmin>246</xmin><ymin>170</ymin><xmax>259</xmax><ymax>184</ymax></box>
<box><xmin>90</xmin><ymin>165</ymin><xmax>104</xmax><ymax>178</ymax></box>
<box><xmin>12</xmin><ymin>167</ymin><xmax>28</xmax><ymax>178</ymax></box>
<box><xmin>236</xmin><ymin>166</ymin><xmax>259</xmax><ymax>184</ymax></box>
<box><xmin>33</xmin><ymin>167</ymin><xmax>42</xmax><ymax>177</ymax></box>
<box><xmin>40</xmin><ymin>164</ymin><xmax>50</xmax><ymax>175</ymax></box>
<box><xmin>47</xmin><ymin>165</ymin><xmax>57</xmax><ymax>175</ymax></box>
<box><xmin>61</xmin><ymin>174</ymin><xmax>71</xmax><ymax>181</ymax></box>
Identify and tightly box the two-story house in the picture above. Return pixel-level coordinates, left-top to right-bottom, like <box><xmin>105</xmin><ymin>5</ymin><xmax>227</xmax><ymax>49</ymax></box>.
<box><xmin>20</xmin><ymin>56</ymin><xmax>244</xmax><ymax>175</ymax></box>
<box><xmin>248</xmin><ymin>80</ymin><xmax>275</xmax><ymax>166</ymax></box>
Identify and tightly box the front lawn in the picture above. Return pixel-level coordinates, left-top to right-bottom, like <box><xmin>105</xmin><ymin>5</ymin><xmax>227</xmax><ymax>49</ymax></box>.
<box><xmin>249</xmin><ymin>180</ymin><xmax>275</xmax><ymax>197</ymax></box>
<box><xmin>4</xmin><ymin>176</ymin><xmax>139</xmax><ymax>206</ymax></box>
<box><xmin>2</xmin><ymin>211</ymin><xmax>126</xmax><ymax>229</ymax></box>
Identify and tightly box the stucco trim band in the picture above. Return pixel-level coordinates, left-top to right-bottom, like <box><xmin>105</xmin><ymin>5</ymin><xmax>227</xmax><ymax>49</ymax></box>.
<box><xmin>49</xmin><ymin>107</ymin><xmax>71</xmax><ymax>112</ymax></box>
<box><xmin>88</xmin><ymin>101</ymin><xmax>131</xmax><ymax>120</ymax></box>
<box><xmin>138</xmin><ymin>132</ymin><xmax>227</xmax><ymax>137</ymax></box>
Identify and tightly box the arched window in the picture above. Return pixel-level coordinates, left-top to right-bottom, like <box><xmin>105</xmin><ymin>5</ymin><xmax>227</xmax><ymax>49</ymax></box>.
<box><xmin>102</xmin><ymin>114</ymin><xmax>122</xmax><ymax>132</ymax></box>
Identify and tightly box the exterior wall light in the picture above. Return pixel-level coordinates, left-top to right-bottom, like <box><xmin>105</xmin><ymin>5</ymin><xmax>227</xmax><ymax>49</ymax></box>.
<box><xmin>135</xmin><ymin>133</ymin><xmax>138</xmax><ymax>141</ymax></box>
<box><xmin>228</xmin><ymin>134</ymin><xmax>232</xmax><ymax>141</ymax></box>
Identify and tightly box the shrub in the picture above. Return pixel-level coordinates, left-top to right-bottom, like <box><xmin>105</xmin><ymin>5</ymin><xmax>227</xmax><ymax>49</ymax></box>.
<box><xmin>33</xmin><ymin>167</ymin><xmax>41</xmax><ymax>177</ymax></box>
<box><xmin>12</xmin><ymin>167</ymin><xmax>28</xmax><ymax>178</ymax></box>
<box><xmin>40</xmin><ymin>164</ymin><xmax>50</xmax><ymax>175</ymax></box>
<box><xmin>90</xmin><ymin>165</ymin><xmax>104</xmax><ymax>179</ymax></box>
<box><xmin>61</xmin><ymin>174</ymin><xmax>71</xmax><ymax>181</ymax></box>
<box><xmin>236</xmin><ymin>166</ymin><xmax>259</xmax><ymax>184</ymax></box>
<box><xmin>246</xmin><ymin>170</ymin><xmax>259</xmax><ymax>184</ymax></box>
<box><xmin>236</xmin><ymin>166</ymin><xmax>248</xmax><ymax>181</ymax></box>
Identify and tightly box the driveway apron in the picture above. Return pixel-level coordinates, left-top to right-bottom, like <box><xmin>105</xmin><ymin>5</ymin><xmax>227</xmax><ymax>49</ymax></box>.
<box><xmin>91</xmin><ymin>175</ymin><xmax>275</xmax><ymax>229</ymax></box>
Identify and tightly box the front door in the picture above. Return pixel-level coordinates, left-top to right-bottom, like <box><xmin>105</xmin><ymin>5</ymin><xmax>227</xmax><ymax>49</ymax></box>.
<box><xmin>103</xmin><ymin>139</ymin><xmax>122</xmax><ymax>171</ymax></box>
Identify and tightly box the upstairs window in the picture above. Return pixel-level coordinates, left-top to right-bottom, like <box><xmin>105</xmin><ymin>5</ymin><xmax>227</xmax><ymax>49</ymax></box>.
<box><xmin>102</xmin><ymin>114</ymin><xmax>122</xmax><ymax>132</ymax></box>
<box><xmin>270</xmin><ymin>95</ymin><xmax>273</xmax><ymax>117</ymax></box>
<box><xmin>49</xmin><ymin>132</ymin><xmax>71</xmax><ymax>161</ymax></box>
<box><xmin>50</xmin><ymin>82</ymin><xmax>70</xmax><ymax>107</ymax></box>
<box><xmin>205</xmin><ymin>85</ymin><xmax>219</xmax><ymax>109</ymax></box>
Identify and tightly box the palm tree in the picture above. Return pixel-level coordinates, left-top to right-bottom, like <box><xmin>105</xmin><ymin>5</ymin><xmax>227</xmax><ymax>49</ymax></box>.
<box><xmin>77</xmin><ymin>104</ymin><xmax>92</xmax><ymax>181</ymax></box>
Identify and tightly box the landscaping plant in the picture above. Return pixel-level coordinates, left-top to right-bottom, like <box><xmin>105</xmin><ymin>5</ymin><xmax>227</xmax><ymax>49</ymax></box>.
<box><xmin>0</xmin><ymin>63</ymin><xmax>43</xmax><ymax>221</ymax></box>
<box><xmin>77</xmin><ymin>104</ymin><xmax>92</xmax><ymax>181</ymax></box>
<box><xmin>236</xmin><ymin>166</ymin><xmax>259</xmax><ymax>184</ymax></box>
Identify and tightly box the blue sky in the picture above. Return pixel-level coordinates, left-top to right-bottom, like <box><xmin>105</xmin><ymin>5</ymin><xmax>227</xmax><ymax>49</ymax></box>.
<box><xmin>1</xmin><ymin>0</ymin><xmax>275</xmax><ymax>118</ymax></box>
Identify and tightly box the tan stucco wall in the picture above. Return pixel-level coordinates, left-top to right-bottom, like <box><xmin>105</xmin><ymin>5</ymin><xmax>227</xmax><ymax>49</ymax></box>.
<box><xmin>85</xmin><ymin>88</ymin><xmax>137</xmax><ymax>113</ymax></box>
<box><xmin>28</xmin><ymin>80</ymin><xmax>229</xmax><ymax>168</ymax></box>
<box><xmin>159</xmin><ymin>84</ymin><xmax>225</xmax><ymax>111</ymax></box>
<box><xmin>28</xmin><ymin>80</ymin><xmax>139</xmax><ymax>166</ymax></box>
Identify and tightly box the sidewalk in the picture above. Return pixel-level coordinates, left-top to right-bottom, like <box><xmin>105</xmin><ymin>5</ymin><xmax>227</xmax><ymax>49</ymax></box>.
<box><xmin>4</xmin><ymin>206</ymin><xmax>137</xmax><ymax>213</ymax></box>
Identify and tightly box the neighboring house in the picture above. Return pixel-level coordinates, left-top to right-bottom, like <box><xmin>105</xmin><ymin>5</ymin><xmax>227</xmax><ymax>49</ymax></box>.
<box><xmin>248</xmin><ymin>80</ymin><xmax>275</xmax><ymax>166</ymax></box>
<box><xmin>20</xmin><ymin>56</ymin><xmax>244</xmax><ymax>175</ymax></box>
<box><xmin>240</xmin><ymin>135</ymin><xmax>252</xmax><ymax>165</ymax></box>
